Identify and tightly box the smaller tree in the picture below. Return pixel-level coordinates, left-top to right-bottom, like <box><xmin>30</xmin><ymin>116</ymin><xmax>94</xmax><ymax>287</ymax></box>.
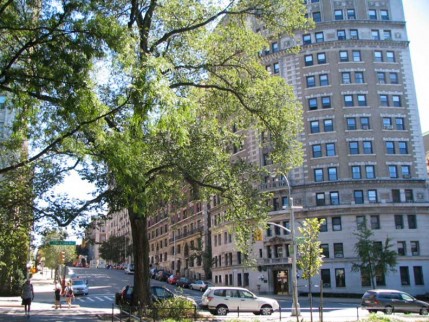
<box><xmin>352</xmin><ymin>223</ymin><xmax>397</xmax><ymax>289</ymax></box>
<box><xmin>297</xmin><ymin>218</ymin><xmax>324</xmax><ymax>322</ymax></box>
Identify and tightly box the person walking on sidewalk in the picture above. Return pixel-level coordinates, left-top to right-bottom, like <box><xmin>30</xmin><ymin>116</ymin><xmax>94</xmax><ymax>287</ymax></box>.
<box><xmin>54</xmin><ymin>281</ymin><xmax>62</xmax><ymax>309</ymax></box>
<box><xmin>64</xmin><ymin>282</ymin><xmax>74</xmax><ymax>308</ymax></box>
<box><xmin>21</xmin><ymin>279</ymin><xmax>34</xmax><ymax>318</ymax></box>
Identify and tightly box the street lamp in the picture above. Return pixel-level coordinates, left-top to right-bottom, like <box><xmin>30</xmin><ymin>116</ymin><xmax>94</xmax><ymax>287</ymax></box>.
<box><xmin>272</xmin><ymin>173</ymin><xmax>301</xmax><ymax>318</ymax></box>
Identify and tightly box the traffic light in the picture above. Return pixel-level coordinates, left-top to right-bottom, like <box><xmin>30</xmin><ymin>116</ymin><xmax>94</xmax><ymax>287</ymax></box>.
<box><xmin>60</xmin><ymin>251</ymin><xmax>65</xmax><ymax>264</ymax></box>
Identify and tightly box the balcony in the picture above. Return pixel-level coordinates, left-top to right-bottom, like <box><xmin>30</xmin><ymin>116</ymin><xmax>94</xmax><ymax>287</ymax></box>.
<box><xmin>257</xmin><ymin>257</ymin><xmax>292</xmax><ymax>266</ymax></box>
<box><xmin>169</xmin><ymin>226</ymin><xmax>204</xmax><ymax>243</ymax></box>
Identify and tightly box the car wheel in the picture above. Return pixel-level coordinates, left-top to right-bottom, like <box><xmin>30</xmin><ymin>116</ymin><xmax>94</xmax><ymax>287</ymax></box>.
<box><xmin>260</xmin><ymin>305</ymin><xmax>273</xmax><ymax>315</ymax></box>
<box><xmin>253</xmin><ymin>311</ymin><xmax>261</xmax><ymax>315</ymax></box>
<box><xmin>384</xmin><ymin>306</ymin><xmax>393</xmax><ymax>315</ymax></box>
<box><xmin>216</xmin><ymin>305</ymin><xmax>228</xmax><ymax>316</ymax></box>
<box><xmin>420</xmin><ymin>308</ymin><xmax>428</xmax><ymax>315</ymax></box>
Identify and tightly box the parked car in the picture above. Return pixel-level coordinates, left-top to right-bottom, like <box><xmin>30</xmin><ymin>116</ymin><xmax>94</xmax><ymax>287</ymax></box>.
<box><xmin>155</xmin><ymin>270</ymin><xmax>170</xmax><ymax>282</ymax></box>
<box><xmin>124</xmin><ymin>264</ymin><xmax>135</xmax><ymax>274</ymax></box>
<box><xmin>71</xmin><ymin>279</ymin><xmax>89</xmax><ymax>296</ymax></box>
<box><xmin>115</xmin><ymin>285</ymin><xmax>197</xmax><ymax>307</ymax></box>
<box><xmin>201</xmin><ymin>286</ymin><xmax>279</xmax><ymax>316</ymax></box>
<box><xmin>167</xmin><ymin>274</ymin><xmax>180</xmax><ymax>285</ymax></box>
<box><xmin>176</xmin><ymin>277</ymin><xmax>192</xmax><ymax>288</ymax></box>
<box><xmin>361</xmin><ymin>289</ymin><xmax>429</xmax><ymax>315</ymax></box>
<box><xmin>189</xmin><ymin>280</ymin><xmax>214</xmax><ymax>292</ymax></box>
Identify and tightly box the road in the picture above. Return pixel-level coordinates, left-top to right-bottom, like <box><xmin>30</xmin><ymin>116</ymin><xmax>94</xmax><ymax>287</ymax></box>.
<box><xmin>0</xmin><ymin>267</ymin><xmax>427</xmax><ymax>321</ymax></box>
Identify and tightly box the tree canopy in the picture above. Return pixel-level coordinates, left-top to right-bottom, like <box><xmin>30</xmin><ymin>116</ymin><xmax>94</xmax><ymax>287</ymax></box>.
<box><xmin>1</xmin><ymin>0</ymin><xmax>310</xmax><ymax>303</ymax></box>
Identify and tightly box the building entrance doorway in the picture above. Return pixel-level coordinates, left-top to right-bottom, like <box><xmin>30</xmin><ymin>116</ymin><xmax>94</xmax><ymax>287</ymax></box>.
<box><xmin>274</xmin><ymin>270</ymin><xmax>289</xmax><ymax>295</ymax></box>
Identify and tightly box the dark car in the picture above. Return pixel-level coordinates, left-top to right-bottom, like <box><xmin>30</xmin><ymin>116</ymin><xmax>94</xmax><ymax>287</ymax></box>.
<box><xmin>156</xmin><ymin>270</ymin><xmax>170</xmax><ymax>282</ymax></box>
<box><xmin>176</xmin><ymin>277</ymin><xmax>191</xmax><ymax>288</ymax></box>
<box><xmin>361</xmin><ymin>289</ymin><xmax>429</xmax><ymax>315</ymax></box>
<box><xmin>115</xmin><ymin>285</ymin><xmax>196</xmax><ymax>307</ymax></box>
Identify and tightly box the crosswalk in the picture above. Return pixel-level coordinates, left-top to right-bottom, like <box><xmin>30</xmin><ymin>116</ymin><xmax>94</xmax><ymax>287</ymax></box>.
<box><xmin>73</xmin><ymin>294</ymin><xmax>115</xmax><ymax>303</ymax></box>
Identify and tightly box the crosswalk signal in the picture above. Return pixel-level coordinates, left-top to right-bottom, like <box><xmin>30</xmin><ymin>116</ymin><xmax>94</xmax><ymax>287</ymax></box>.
<box><xmin>60</xmin><ymin>251</ymin><xmax>65</xmax><ymax>264</ymax></box>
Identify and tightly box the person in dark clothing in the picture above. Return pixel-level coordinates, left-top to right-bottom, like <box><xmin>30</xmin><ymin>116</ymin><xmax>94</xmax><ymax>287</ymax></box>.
<box><xmin>54</xmin><ymin>281</ymin><xmax>62</xmax><ymax>309</ymax></box>
<box><xmin>21</xmin><ymin>279</ymin><xmax>34</xmax><ymax>317</ymax></box>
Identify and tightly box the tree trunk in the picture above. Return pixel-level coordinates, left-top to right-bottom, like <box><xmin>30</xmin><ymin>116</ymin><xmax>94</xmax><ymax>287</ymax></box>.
<box><xmin>128</xmin><ymin>207</ymin><xmax>151</xmax><ymax>306</ymax></box>
<box><xmin>308</xmin><ymin>277</ymin><xmax>313</xmax><ymax>322</ymax></box>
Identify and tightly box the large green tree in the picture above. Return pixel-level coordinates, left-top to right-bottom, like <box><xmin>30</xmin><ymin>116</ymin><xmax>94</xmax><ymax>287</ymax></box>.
<box><xmin>1</xmin><ymin>0</ymin><xmax>310</xmax><ymax>305</ymax></box>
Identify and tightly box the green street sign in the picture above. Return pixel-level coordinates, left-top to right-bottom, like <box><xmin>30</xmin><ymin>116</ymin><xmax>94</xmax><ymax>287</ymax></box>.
<box><xmin>49</xmin><ymin>240</ymin><xmax>76</xmax><ymax>246</ymax></box>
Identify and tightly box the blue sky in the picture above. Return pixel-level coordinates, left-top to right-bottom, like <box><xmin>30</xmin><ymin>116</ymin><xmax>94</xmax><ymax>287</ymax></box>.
<box><xmin>403</xmin><ymin>0</ymin><xmax>429</xmax><ymax>133</ymax></box>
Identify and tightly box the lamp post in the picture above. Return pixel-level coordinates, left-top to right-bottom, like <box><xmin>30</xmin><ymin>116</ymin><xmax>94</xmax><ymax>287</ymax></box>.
<box><xmin>276</xmin><ymin>173</ymin><xmax>301</xmax><ymax>318</ymax></box>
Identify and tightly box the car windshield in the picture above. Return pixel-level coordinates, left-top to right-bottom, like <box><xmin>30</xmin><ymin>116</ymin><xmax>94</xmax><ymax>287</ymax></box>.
<box><xmin>73</xmin><ymin>280</ymin><xmax>86</xmax><ymax>286</ymax></box>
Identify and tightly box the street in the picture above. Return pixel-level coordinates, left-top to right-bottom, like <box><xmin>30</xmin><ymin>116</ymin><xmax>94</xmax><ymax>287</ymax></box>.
<box><xmin>1</xmin><ymin>267</ymin><xmax>428</xmax><ymax>321</ymax></box>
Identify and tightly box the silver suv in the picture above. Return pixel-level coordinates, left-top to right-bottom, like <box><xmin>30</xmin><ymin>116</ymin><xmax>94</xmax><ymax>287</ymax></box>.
<box><xmin>201</xmin><ymin>286</ymin><xmax>279</xmax><ymax>316</ymax></box>
<box><xmin>361</xmin><ymin>289</ymin><xmax>429</xmax><ymax>315</ymax></box>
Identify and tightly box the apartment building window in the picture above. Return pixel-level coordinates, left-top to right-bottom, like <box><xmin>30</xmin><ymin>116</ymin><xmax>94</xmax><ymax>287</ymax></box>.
<box><xmin>405</xmin><ymin>189</ymin><xmax>414</xmax><ymax>202</ymax></box>
<box><xmin>328</xmin><ymin>167</ymin><xmax>338</xmax><ymax>181</ymax></box>
<box><xmin>395</xmin><ymin>215</ymin><xmax>404</xmax><ymax>229</ymax></box>
<box><xmin>408</xmin><ymin>214</ymin><xmax>417</xmax><ymax>229</ymax></box>
<box><xmin>312</xmin><ymin>144</ymin><xmax>322</xmax><ymax>157</ymax></box>
<box><xmin>400</xmin><ymin>266</ymin><xmax>410</xmax><ymax>285</ymax></box>
<box><xmin>383</xmin><ymin>117</ymin><xmax>392</xmax><ymax>129</ymax></box>
<box><xmin>344</xmin><ymin>95</ymin><xmax>354</xmax><ymax>107</ymax></box>
<box><xmin>389</xmin><ymin>72</ymin><xmax>399</xmax><ymax>84</ymax></box>
<box><xmin>352</xmin><ymin>166</ymin><xmax>361</xmax><ymax>179</ymax></box>
<box><xmin>334</xmin><ymin>243</ymin><xmax>344</xmax><ymax>258</ymax></box>
<box><xmin>377</xmin><ymin>72</ymin><xmax>386</xmax><ymax>84</ymax></box>
<box><xmin>357</xmin><ymin>94</ymin><xmax>367</xmax><ymax>106</ymax></box>
<box><xmin>363</xmin><ymin>141</ymin><xmax>373</xmax><ymax>154</ymax></box>
<box><xmin>352</xmin><ymin>50</ymin><xmax>361</xmax><ymax>62</ymax></box>
<box><xmin>347</xmin><ymin>118</ymin><xmax>357</xmax><ymax>130</ymax></box>
<box><xmin>330</xmin><ymin>191</ymin><xmax>340</xmax><ymax>205</ymax></box>
<box><xmin>368</xmin><ymin>190</ymin><xmax>378</xmax><ymax>204</ymax></box>
<box><xmin>380</xmin><ymin>10</ymin><xmax>390</xmax><ymax>21</ymax></box>
<box><xmin>414</xmin><ymin>266</ymin><xmax>424</xmax><ymax>285</ymax></box>
<box><xmin>334</xmin><ymin>9</ymin><xmax>344</xmax><ymax>20</ymax></box>
<box><xmin>347</xmin><ymin>9</ymin><xmax>356</xmax><ymax>19</ymax></box>
<box><xmin>272</xmin><ymin>42</ymin><xmax>279</xmax><ymax>53</ymax></box>
<box><xmin>342</xmin><ymin>72</ymin><xmax>351</xmax><ymax>84</ymax></box>
<box><xmin>354</xmin><ymin>190</ymin><xmax>364</xmax><ymax>204</ymax></box>
<box><xmin>282</xmin><ymin>220</ymin><xmax>290</xmax><ymax>235</ymax></box>
<box><xmin>411</xmin><ymin>241</ymin><xmax>420</xmax><ymax>256</ymax></box>
<box><xmin>368</xmin><ymin>9</ymin><xmax>377</xmax><ymax>20</ymax></box>
<box><xmin>310</xmin><ymin>120</ymin><xmax>320</xmax><ymax>133</ymax></box>
<box><xmin>395</xmin><ymin>118</ymin><xmax>405</xmax><ymax>130</ymax></box>
<box><xmin>317</xmin><ymin>52</ymin><xmax>326</xmax><ymax>64</ymax></box>
<box><xmin>350</xmin><ymin>29</ymin><xmax>359</xmax><ymax>40</ymax></box>
<box><xmin>321</xmin><ymin>244</ymin><xmax>329</xmax><ymax>258</ymax></box>
<box><xmin>314</xmin><ymin>168</ymin><xmax>324</xmax><ymax>182</ymax></box>
<box><xmin>337</xmin><ymin>29</ymin><xmax>346</xmax><ymax>40</ymax></box>
<box><xmin>308</xmin><ymin>97</ymin><xmax>318</xmax><ymax>110</ymax></box>
<box><xmin>321</xmin><ymin>269</ymin><xmax>331</xmax><ymax>287</ymax></box>
<box><xmin>282</xmin><ymin>196</ymin><xmax>289</xmax><ymax>208</ymax></box>
<box><xmin>392</xmin><ymin>189</ymin><xmax>400</xmax><ymax>202</ymax></box>
<box><xmin>349</xmin><ymin>141</ymin><xmax>359</xmax><ymax>154</ymax></box>
<box><xmin>374</xmin><ymin>51</ymin><xmax>383</xmax><ymax>62</ymax></box>
<box><xmin>305</xmin><ymin>54</ymin><xmax>313</xmax><ymax>66</ymax></box>
<box><xmin>322</xmin><ymin>96</ymin><xmax>331</xmax><ymax>108</ymax></box>
<box><xmin>401</xmin><ymin>165</ymin><xmax>411</xmax><ymax>177</ymax></box>
<box><xmin>370</xmin><ymin>215</ymin><xmax>380</xmax><ymax>229</ymax></box>
<box><xmin>386</xmin><ymin>141</ymin><xmax>395</xmax><ymax>154</ymax></box>
<box><xmin>273</xmin><ymin>62</ymin><xmax>280</xmax><ymax>74</ymax></box>
<box><xmin>319</xmin><ymin>218</ymin><xmax>327</xmax><ymax>232</ymax></box>
<box><xmin>366</xmin><ymin>165</ymin><xmax>375</xmax><ymax>179</ymax></box>
<box><xmin>392</xmin><ymin>95</ymin><xmax>401</xmax><ymax>107</ymax></box>
<box><xmin>371</xmin><ymin>30</ymin><xmax>380</xmax><ymax>40</ymax></box>
<box><xmin>324</xmin><ymin>119</ymin><xmax>334</xmax><ymax>132</ymax></box>
<box><xmin>319</xmin><ymin>74</ymin><xmax>329</xmax><ymax>86</ymax></box>
<box><xmin>389</xmin><ymin>165</ymin><xmax>398</xmax><ymax>178</ymax></box>
<box><xmin>386</xmin><ymin>51</ymin><xmax>395</xmax><ymax>62</ymax></box>
<box><xmin>355</xmin><ymin>72</ymin><xmax>364</xmax><ymax>83</ymax></box>
<box><xmin>303</xmin><ymin>34</ymin><xmax>311</xmax><ymax>44</ymax></box>
<box><xmin>361</xmin><ymin>117</ymin><xmax>370</xmax><ymax>129</ymax></box>
<box><xmin>380</xmin><ymin>94</ymin><xmax>389</xmax><ymax>106</ymax></box>
<box><xmin>307</xmin><ymin>76</ymin><xmax>316</xmax><ymax>88</ymax></box>
<box><xmin>399</xmin><ymin>141</ymin><xmax>408</xmax><ymax>154</ymax></box>
<box><xmin>335</xmin><ymin>268</ymin><xmax>346</xmax><ymax>287</ymax></box>
<box><xmin>315</xmin><ymin>32</ymin><xmax>324</xmax><ymax>43</ymax></box>
<box><xmin>384</xmin><ymin>30</ymin><xmax>392</xmax><ymax>40</ymax></box>
<box><xmin>339</xmin><ymin>50</ymin><xmax>349</xmax><ymax>62</ymax></box>
<box><xmin>266</xmin><ymin>65</ymin><xmax>272</xmax><ymax>74</ymax></box>
<box><xmin>312</xmin><ymin>11</ymin><xmax>321</xmax><ymax>22</ymax></box>
<box><xmin>316</xmin><ymin>193</ymin><xmax>325</xmax><ymax>206</ymax></box>
<box><xmin>332</xmin><ymin>217</ymin><xmax>342</xmax><ymax>231</ymax></box>
<box><xmin>326</xmin><ymin>143</ymin><xmax>336</xmax><ymax>156</ymax></box>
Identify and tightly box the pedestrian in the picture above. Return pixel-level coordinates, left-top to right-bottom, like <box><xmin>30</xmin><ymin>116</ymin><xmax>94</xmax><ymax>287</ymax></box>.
<box><xmin>21</xmin><ymin>279</ymin><xmax>34</xmax><ymax>318</ymax></box>
<box><xmin>64</xmin><ymin>282</ymin><xmax>74</xmax><ymax>308</ymax></box>
<box><xmin>54</xmin><ymin>281</ymin><xmax>62</xmax><ymax>309</ymax></box>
